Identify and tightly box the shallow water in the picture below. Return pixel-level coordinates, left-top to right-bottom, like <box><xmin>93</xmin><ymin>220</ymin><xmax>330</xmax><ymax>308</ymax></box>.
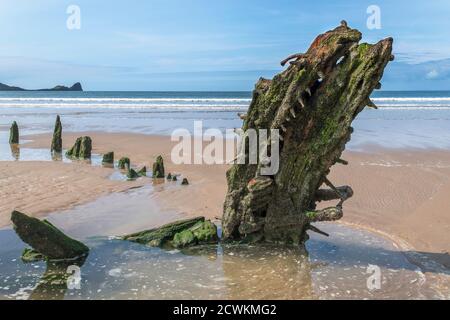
<box><xmin>1</xmin><ymin>91</ymin><xmax>450</xmax><ymax>150</ymax></box>
<box><xmin>0</xmin><ymin>186</ymin><xmax>448</xmax><ymax>300</ymax></box>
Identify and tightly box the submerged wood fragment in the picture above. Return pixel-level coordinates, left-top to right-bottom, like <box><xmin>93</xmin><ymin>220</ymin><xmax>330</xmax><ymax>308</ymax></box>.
<box><xmin>122</xmin><ymin>217</ymin><xmax>218</xmax><ymax>248</ymax></box>
<box><xmin>11</xmin><ymin>210</ymin><xmax>89</xmax><ymax>261</ymax></box>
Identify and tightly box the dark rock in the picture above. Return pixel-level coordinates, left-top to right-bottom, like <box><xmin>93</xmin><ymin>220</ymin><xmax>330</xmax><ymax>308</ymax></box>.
<box><xmin>9</xmin><ymin>121</ymin><xmax>19</xmax><ymax>144</ymax></box>
<box><xmin>66</xmin><ymin>136</ymin><xmax>92</xmax><ymax>159</ymax></box>
<box><xmin>167</xmin><ymin>173</ymin><xmax>172</xmax><ymax>180</ymax></box>
<box><xmin>11</xmin><ymin>210</ymin><xmax>89</xmax><ymax>260</ymax></box>
<box><xmin>102</xmin><ymin>151</ymin><xmax>114</xmax><ymax>164</ymax></box>
<box><xmin>50</xmin><ymin>115</ymin><xmax>62</xmax><ymax>153</ymax></box>
<box><xmin>118</xmin><ymin>157</ymin><xmax>130</xmax><ymax>169</ymax></box>
<box><xmin>152</xmin><ymin>155</ymin><xmax>165</xmax><ymax>178</ymax></box>
<box><xmin>122</xmin><ymin>217</ymin><xmax>205</xmax><ymax>247</ymax></box>
<box><xmin>181</xmin><ymin>178</ymin><xmax>189</xmax><ymax>185</ymax></box>
<box><xmin>172</xmin><ymin>175</ymin><xmax>178</xmax><ymax>181</ymax></box>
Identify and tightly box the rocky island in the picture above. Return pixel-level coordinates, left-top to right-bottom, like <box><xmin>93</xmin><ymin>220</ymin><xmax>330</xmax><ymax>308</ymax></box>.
<box><xmin>0</xmin><ymin>82</ymin><xmax>83</xmax><ymax>91</ymax></box>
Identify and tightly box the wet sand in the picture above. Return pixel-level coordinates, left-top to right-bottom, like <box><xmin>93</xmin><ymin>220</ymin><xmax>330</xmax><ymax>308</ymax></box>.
<box><xmin>1</xmin><ymin>187</ymin><xmax>448</xmax><ymax>300</ymax></box>
<box><xmin>2</xmin><ymin>131</ymin><xmax>449</xmax><ymax>268</ymax></box>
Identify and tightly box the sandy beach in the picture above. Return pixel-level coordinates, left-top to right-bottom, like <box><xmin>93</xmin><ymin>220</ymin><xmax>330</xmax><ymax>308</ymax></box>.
<box><xmin>1</xmin><ymin>131</ymin><xmax>448</xmax><ymax>269</ymax></box>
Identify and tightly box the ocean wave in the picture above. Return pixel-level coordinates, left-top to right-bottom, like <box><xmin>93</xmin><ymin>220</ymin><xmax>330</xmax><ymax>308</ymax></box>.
<box><xmin>372</xmin><ymin>97</ymin><xmax>450</xmax><ymax>101</ymax></box>
<box><xmin>0</xmin><ymin>97</ymin><xmax>252</xmax><ymax>103</ymax></box>
<box><xmin>377</xmin><ymin>106</ymin><xmax>450</xmax><ymax>110</ymax></box>
<box><xmin>0</xmin><ymin>103</ymin><xmax>248</xmax><ymax>111</ymax></box>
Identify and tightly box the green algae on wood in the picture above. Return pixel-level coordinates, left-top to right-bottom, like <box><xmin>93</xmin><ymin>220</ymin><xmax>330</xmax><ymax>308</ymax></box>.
<box><xmin>102</xmin><ymin>151</ymin><xmax>114</xmax><ymax>164</ymax></box>
<box><xmin>11</xmin><ymin>210</ymin><xmax>89</xmax><ymax>260</ymax></box>
<box><xmin>9</xmin><ymin>121</ymin><xmax>19</xmax><ymax>144</ymax></box>
<box><xmin>172</xmin><ymin>220</ymin><xmax>218</xmax><ymax>248</ymax></box>
<box><xmin>126</xmin><ymin>168</ymin><xmax>139</xmax><ymax>180</ymax></box>
<box><xmin>137</xmin><ymin>166</ymin><xmax>147</xmax><ymax>177</ymax></box>
<box><xmin>122</xmin><ymin>217</ymin><xmax>213</xmax><ymax>248</ymax></box>
<box><xmin>66</xmin><ymin>136</ymin><xmax>92</xmax><ymax>159</ymax></box>
<box><xmin>118</xmin><ymin>157</ymin><xmax>130</xmax><ymax>170</ymax></box>
<box><xmin>50</xmin><ymin>115</ymin><xmax>62</xmax><ymax>153</ymax></box>
<box><xmin>152</xmin><ymin>155</ymin><xmax>165</xmax><ymax>178</ymax></box>
<box><xmin>222</xmin><ymin>21</ymin><xmax>393</xmax><ymax>245</ymax></box>
<box><xmin>22</xmin><ymin>248</ymin><xmax>46</xmax><ymax>263</ymax></box>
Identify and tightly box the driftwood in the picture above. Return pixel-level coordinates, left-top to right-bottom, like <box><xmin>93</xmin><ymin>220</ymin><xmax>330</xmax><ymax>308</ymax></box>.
<box><xmin>222</xmin><ymin>22</ymin><xmax>393</xmax><ymax>245</ymax></box>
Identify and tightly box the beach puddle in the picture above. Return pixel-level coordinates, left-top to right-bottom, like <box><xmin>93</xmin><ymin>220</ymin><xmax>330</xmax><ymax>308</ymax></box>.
<box><xmin>0</xmin><ymin>187</ymin><xmax>449</xmax><ymax>300</ymax></box>
<box><xmin>0</xmin><ymin>136</ymin><xmax>136</xmax><ymax>181</ymax></box>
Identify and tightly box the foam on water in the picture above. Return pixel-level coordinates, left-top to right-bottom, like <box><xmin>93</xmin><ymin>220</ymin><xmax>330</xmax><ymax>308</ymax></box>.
<box><xmin>1</xmin><ymin>90</ymin><xmax>450</xmax><ymax>150</ymax></box>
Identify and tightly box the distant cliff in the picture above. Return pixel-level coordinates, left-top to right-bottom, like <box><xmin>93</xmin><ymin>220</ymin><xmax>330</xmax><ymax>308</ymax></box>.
<box><xmin>0</xmin><ymin>82</ymin><xmax>83</xmax><ymax>91</ymax></box>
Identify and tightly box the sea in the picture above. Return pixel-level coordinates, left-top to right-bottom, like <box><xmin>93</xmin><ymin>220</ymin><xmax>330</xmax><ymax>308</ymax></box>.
<box><xmin>1</xmin><ymin>90</ymin><xmax>450</xmax><ymax>150</ymax></box>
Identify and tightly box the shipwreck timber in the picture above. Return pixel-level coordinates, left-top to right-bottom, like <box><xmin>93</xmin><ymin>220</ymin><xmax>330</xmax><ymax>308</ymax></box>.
<box><xmin>222</xmin><ymin>21</ymin><xmax>393</xmax><ymax>245</ymax></box>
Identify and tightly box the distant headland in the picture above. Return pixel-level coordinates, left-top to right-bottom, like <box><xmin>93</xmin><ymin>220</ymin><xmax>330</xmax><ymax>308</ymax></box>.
<box><xmin>0</xmin><ymin>82</ymin><xmax>83</xmax><ymax>91</ymax></box>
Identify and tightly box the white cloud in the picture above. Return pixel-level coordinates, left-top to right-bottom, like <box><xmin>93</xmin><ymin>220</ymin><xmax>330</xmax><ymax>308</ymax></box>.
<box><xmin>426</xmin><ymin>69</ymin><xmax>439</xmax><ymax>79</ymax></box>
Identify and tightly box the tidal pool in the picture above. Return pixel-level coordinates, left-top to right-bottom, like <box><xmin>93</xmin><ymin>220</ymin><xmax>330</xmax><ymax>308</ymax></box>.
<box><xmin>0</xmin><ymin>186</ymin><xmax>449</xmax><ymax>300</ymax></box>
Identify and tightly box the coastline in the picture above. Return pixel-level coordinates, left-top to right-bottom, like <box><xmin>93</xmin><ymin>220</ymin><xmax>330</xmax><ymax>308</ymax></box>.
<box><xmin>2</xmin><ymin>131</ymin><xmax>449</xmax><ymax>269</ymax></box>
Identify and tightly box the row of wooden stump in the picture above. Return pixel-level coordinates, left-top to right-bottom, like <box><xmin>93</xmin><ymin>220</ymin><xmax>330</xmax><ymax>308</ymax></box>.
<box><xmin>7</xmin><ymin>116</ymin><xmax>189</xmax><ymax>184</ymax></box>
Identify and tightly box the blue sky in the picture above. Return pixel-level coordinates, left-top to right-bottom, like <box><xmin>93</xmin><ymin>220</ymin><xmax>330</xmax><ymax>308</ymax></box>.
<box><xmin>1</xmin><ymin>0</ymin><xmax>450</xmax><ymax>91</ymax></box>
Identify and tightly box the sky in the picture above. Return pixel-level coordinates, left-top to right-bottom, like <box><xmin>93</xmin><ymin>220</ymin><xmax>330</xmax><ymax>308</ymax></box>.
<box><xmin>0</xmin><ymin>0</ymin><xmax>450</xmax><ymax>91</ymax></box>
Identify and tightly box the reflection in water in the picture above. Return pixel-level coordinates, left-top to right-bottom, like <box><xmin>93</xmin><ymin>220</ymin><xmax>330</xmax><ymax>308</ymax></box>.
<box><xmin>10</xmin><ymin>144</ymin><xmax>20</xmax><ymax>160</ymax></box>
<box><xmin>29</xmin><ymin>257</ymin><xmax>86</xmax><ymax>300</ymax></box>
<box><xmin>0</xmin><ymin>177</ymin><xmax>448</xmax><ymax>300</ymax></box>
<box><xmin>0</xmin><ymin>230</ymin><xmax>448</xmax><ymax>300</ymax></box>
<box><xmin>51</xmin><ymin>152</ymin><xmax>62</xmax><ymax>162</ymax></box>
<box><xmin>102</xmin><ymin>163</ymin><xmax>114</xmax><ymax>169</ymax></box>
<box><xmin>219</xmin><ymin>244</ymin><xmax>313</xmax><ymax>299</ymax></box>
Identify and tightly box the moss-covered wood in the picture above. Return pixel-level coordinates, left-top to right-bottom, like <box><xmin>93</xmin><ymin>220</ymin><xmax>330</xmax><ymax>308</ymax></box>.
<box><xmin>66</xmin><ymin>136</ymin><xmax>92</xmax><ymax>159</ymax></box>
<box><xmin>126</xmin><ymin>168</ymin><xmax>139</xmax><ymax>180</ymax></box>
<box><xmin>172</xmin><ymin>220</ymin><xmax>218</xmax><ymax>248</ymax></box>
<box><xmin>122</xmin><ymin>217</ymin><xmax>218</xmax><ymax>248</ymax></box>
<box><xmin>118</xmin><ymin>157</ymin><xmax>130</xmax><ymax>169</ymax></box>
<box><xmin>11</xmin><ymin>210</ymin><xmax>89</xmax><ymax>260</ymax></box>
<box><xmin>222</xmin><ymin>22</ymin><xmax>393</xmax><ymax>245</ymax></box>
<box><xmin>9</xmin><ymin>121</ymin><xmax>19</xmax><ymax>144</ymax></box>
<box><xmin>137</xmin><ymin>166</ymin><xmax>147</xmax><ymax>176</ymax></box>
<box><xmin>50</xmin><ymin>115</ymin><xmax>62</xmax><ymax>153</ymax></box>
<box><xmin>102</xmin><ymin>151</ymin><xmax>114</xmax><ymax>164</ymax></box>
<box><xmin>22</xmin><ymin>248</ymin><xmax>46</xmax><ymax>263</ymax></box>
<box><xmin>152</xmin><ymin>155</ymin><xmax>165</xmax><ymax>178</ymax></box>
